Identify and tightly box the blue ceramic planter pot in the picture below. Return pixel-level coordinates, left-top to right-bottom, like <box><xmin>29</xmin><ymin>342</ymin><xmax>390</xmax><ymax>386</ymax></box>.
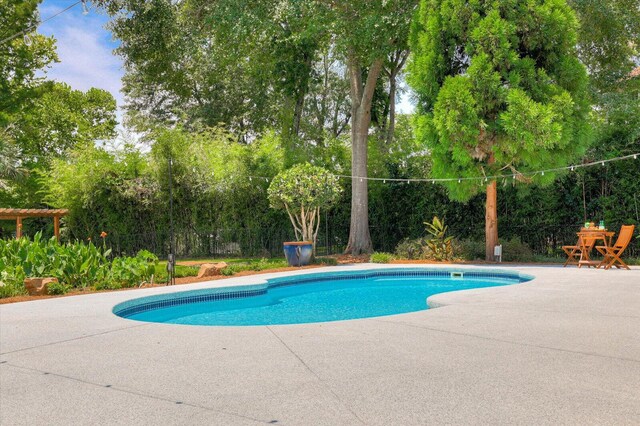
<box><xmin>283</xmin><ymin>241</ymin><xmax>313</xmax><ymax>267</ymax></box>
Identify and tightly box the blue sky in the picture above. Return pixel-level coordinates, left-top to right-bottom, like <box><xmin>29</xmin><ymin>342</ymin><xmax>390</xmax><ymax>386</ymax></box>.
<box><xmin>38</xmin><ymin>0</ymin><xmax>125</xmax><ymax>119</ymax></box>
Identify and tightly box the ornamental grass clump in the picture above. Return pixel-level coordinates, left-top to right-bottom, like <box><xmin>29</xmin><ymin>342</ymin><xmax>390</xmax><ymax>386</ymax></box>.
<box><xmin>268</xmin><ymin>163</ymin><xmax>342</xmax><ymax>252</ymax></box>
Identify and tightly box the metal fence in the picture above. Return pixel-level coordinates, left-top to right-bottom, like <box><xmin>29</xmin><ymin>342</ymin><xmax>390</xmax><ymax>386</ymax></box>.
<box><xmin>9</xmin><ymin>216</ymin><xmax>636</xmax><ymax>260</ymax></box>
<box><xmin>102</xmin><ymin>221</ymin><xmax>638</xmax><ymax>260</ymax></box>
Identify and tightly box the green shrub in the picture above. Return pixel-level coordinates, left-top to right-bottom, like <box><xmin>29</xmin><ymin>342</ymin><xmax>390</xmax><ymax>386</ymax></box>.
<box><xmin>108</xmin><ymin>250</ymin><xmax>158</xmax><ymax>288</ymax></box>
<box><xmin>501</xmin><ymin>237</ymin><xmax>534</xmax><ymax>262</ymax></box>
<box><xmin>251</xmin><ymin>258</ymin><xmax>271</xmax><ymax>271</ymax></box>
<box><xmin>94</xmin><ymin>280</ymin><xmax>122</xmax><ymax>291</ymax></box>
<box><xmin>395</xmin><ymin>217</ymin><xmax>457</xmax><ymax>261</ymax></box>
<box><xmin>370</xmin><ymin>252</ymin><xmax>395</xmax><ymax>263</ymax></box>
<box><xmin>0</xmin><ymin>278</ymin><xmax>27</xmax><ymax>298</ymax></box>
<box><xmin>220</xmin><ymin>265</ymin><xmax>243</xmax><ymax>276</ymax></box>
<box><xmin>395</xmin><ymin>237</ymin><xmax>429</xmax><ymax>260</ymax></box>
<box><xmin>444</xmin><ymin>238</ymin><xmax>535</xmax><ymax>262</ymax></box>
<box><xmin>47</xmin><ymin>282</ymin><xmax>72</xmax><ymax>295</ymax></box>
<box><xmin>456</xmin><ymin>240</ymin><xmax>485</xmax><ymax>261</ymax></box>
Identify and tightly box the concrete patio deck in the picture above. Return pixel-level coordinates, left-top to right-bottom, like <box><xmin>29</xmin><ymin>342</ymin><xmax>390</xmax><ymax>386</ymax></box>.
<box><xmin>1</xmin><ymin>264</ymin><xmax>639</xmax><ymax>425</ymax></box>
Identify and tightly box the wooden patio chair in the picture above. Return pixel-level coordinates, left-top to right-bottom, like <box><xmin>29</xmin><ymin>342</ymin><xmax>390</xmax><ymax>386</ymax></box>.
<box><xmin>562</xmin><ymin>236</ymin><xmax>595</xmax><ymax>267</ymax></box>
<box><xmin>595</xmin><ymin>225</ymin><xmax>636</xmax><ymax>270</ymax></box>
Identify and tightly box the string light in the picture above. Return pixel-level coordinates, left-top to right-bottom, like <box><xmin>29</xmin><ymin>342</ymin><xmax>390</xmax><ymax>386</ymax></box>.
<box><xmin>81</xmin><ymin>0</ymin><xmax>90</xmax><ymax>15</ymax></box>
<box><xmin>242</xmin><ymin>152</ymin><xmax>639</xmax><ymax>186</ymax></box>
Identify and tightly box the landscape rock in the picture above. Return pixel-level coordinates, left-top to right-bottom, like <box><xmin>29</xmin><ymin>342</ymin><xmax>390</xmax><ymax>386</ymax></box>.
<box><xmin>24</xmin><ymin>277</ymin><xmax>58</xmax><ymax>296</ymax></box>
<box><xmin>196</xmin><ymin>262</ymin><xmax>228</xmax><ymax>278</ymax></box>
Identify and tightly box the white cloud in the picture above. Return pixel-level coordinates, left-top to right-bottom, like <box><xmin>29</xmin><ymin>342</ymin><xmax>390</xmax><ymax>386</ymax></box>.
<box><xmin>38</xmin><ymin>1</ymin><xmax>125</xmax><ymax>122</ymax></box>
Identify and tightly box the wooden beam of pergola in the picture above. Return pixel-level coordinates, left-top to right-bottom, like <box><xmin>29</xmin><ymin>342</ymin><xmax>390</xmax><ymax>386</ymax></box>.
<box><xmin>0</xmin><ymin>209</ymin><xmax>69</xmax><ymax>241</ymax></box>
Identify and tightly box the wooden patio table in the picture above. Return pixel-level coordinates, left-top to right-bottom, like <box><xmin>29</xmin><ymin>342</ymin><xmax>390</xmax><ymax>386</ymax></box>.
<box><xmin>576</xmin><ymin>228</ymin><xmax>615</xmax><ymax>268</ymax></box>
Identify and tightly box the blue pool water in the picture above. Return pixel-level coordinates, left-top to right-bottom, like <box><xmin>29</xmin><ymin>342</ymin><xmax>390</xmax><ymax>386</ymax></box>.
<box><xmin>115</xmin><ymin>269</ymin><xmax>531</xmax><ymax>326</ymax></box>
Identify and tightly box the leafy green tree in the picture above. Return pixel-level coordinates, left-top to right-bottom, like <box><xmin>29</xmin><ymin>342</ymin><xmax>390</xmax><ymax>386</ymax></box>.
<box><xmin>0</xmin><ymin>139</ymin><xmax>22</xmax><ymax>190</ymax></box>
<box><xmin>268</xmin><ymin>163</ymin><xmax>342</xmax><ymax>249</ymax></box>
<box><xmin>408</xmin><ymin>0</ymin><xmax>591</xmax><ymax>259</ymax></box>
<box><xmin>99</xmin><ymin>0</ymin><xmax>323</xmax><ymax>144</ymax></box>
<box><xmin>0</xmin><ymin>0</ymin><xmax>58</xmax><ymax>132</ymax></box>
<box><xmin>321</xmin><ymin>0</ymin><xmax>416</xmax><ymax>254</ymax></box>
<box><xmin>568</xmin><ymin>0</ymin><xmax>640</xmax><ymax>93</ymax></box>
<box><xmin>17</xmin><ymin>82</ymin><xmax>117</xmax><ymax>163</ymax></box>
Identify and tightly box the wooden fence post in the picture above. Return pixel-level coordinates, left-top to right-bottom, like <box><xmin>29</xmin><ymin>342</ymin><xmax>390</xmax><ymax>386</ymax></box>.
<box><xmin>16</xmin><ymin>217</ymin><xmax>22</xmax><ymax>239</ymax></box>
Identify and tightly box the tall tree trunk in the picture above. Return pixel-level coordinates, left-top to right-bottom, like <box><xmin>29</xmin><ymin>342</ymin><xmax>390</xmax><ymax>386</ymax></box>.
<box><xmin>386</xmin><ymin>71</ymin><xmax>396</xmax><ymax>146</ymax></box>
<box><xmin>293</xmin><ymin>90</ymin><xmax>305</xmax><ymax>137</ymax></box>
<box><xmin>484</xmin><ymin>150</ymin><xmax>498</xmax><ymax>261</ymax></box>
<box><xmin>383</xmin><ymin>50</ymin><xmax>408</xmax><ymax>146</ymax></box>
<box><xmin>344</xmin><ymin>56</ymin><xmax>383</xmax><ymax>255</ymax></box>
<box><xmin>485</xmin><ymin>180</ymin><xmax>498</xmax><ymax>261</ymax></box>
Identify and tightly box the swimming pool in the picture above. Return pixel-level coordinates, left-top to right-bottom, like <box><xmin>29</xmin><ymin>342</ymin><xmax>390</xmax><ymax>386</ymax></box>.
<box><xmin>113</xmin><ymin>268</ymin><xmax>532</xmax><ymax>326</ymax></box>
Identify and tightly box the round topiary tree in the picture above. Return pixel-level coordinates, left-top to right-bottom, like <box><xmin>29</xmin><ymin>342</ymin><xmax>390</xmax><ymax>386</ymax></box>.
<box><xmin>268</xmin><ymin>163</ymin><xmax>342</xmax><ymax>251</ymax></box>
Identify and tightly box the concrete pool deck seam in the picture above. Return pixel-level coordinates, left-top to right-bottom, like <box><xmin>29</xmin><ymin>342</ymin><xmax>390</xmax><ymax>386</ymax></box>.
<box><xmin>426</xmin><ymin>300</ymin><xmax>640</xmax><ymax>320</ymax></box>
<box><xmin>1</xmin><ymin>362</ymin><xmax>273</xmax><ymax>424</ymax></box>
<box><xmin>266</xmin><ymin>326</ymin><xmax>367</xmax><ymax>425</ymax></box>
<box><xmin>0</xmin><ymin>322</ymin><xmax>151</xmax><ymax>356</ymax></box>
<box><xmin>372</xmin><ymin>317</ymin><xmax>640</xmax><ymax>364</ymax></box>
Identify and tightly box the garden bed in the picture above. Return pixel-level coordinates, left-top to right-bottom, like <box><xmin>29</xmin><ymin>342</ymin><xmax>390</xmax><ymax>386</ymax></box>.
<box><xmin>0</xmin><ymin>263</ymin><xmax>327</xmax><ymax>305</ymax></box>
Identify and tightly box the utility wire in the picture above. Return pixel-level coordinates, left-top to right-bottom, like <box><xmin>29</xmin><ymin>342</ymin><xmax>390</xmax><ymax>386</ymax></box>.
<box><xmin>0</xmin><ymin>1</ymin><xmax>83</xmax><ymax>45</ymax></box>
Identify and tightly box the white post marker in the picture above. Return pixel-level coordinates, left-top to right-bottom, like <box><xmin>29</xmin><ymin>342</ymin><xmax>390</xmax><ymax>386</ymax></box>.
<box><xmin>494</xmin><ymin>245</ymin><xmax>503</xmax><ymax>263</ymax></box>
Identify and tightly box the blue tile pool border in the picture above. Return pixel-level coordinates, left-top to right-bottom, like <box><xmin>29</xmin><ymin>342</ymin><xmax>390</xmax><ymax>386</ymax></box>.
<box><xmin>113</xmin><ymin>268</ymin><xmax>533</xmax><ymax>319</ymax></box>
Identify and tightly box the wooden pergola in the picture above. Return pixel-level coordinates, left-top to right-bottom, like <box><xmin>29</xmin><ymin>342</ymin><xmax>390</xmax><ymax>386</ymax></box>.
<box><xmin>0</xmin><ymin>208</ymin><xmax>69</xmax><ymax>241</ymax></box>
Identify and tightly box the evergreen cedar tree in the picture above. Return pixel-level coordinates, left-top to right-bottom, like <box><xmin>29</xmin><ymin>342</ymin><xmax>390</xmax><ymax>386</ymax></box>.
<box><xmin>408</xmin><ymin>0</ymin><xmax>590</xmax><ymax>260</ymax></box>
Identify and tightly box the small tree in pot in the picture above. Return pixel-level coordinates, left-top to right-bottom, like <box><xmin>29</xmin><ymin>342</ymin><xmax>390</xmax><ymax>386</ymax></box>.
<box><xmin>268</xmin><ymin>163</ymin><xmax>342</xmax><ymax>261</ymax></box>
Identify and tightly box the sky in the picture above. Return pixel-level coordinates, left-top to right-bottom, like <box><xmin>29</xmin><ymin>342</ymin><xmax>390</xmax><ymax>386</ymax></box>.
<box><xmin>37</xmin><ymin>0</ymin><xmax>413</xmax><ymax>130</ymax></box>
<box><xmin>38</xmin><ymin>0</ymin><xmax>125</xmax><ymax>120</ymax></box>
